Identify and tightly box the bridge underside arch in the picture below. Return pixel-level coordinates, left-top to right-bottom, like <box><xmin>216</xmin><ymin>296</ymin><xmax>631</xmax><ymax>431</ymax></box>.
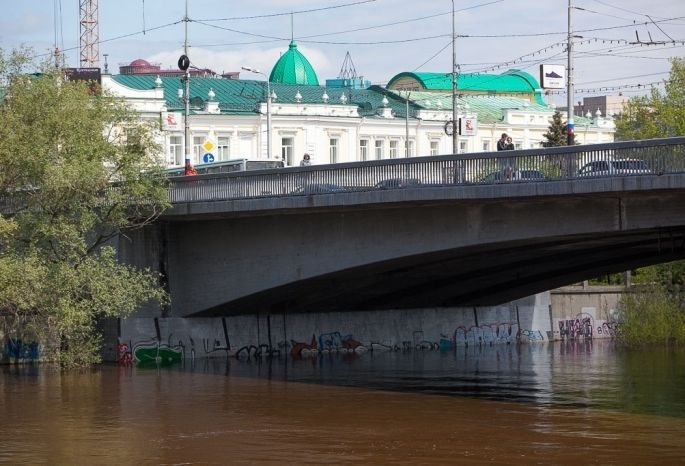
<box><xmin>142</xmin><ymin>186</ymin><xmax>685</xmax><ymax>317</ymax></box>
<box><xmin>191</xmin><ymin>227</ymin><xmax>685</xmax><ymax>316</ymax></box>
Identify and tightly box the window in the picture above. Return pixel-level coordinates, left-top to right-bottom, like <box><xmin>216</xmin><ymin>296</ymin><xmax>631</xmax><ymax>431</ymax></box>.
<box><xmin>430</xmin><ymin>140</ymin><xmax>439</xmax><ymax>155</ymax></box>
<box><xmin>281</xmin><ymin>137</ymin><xmax>294</xmax><ymax>166</ymax></box>
<box><xmin>217</xmin><ymin>136</ymin><xmax>231</xmax><ymax>161</ymax></box>
<box><xmin>389</xmin><ymin>140</ymin><xmax>398</xmax><ymax>158</ymax></box>
<box><xmin>482</xmin><ymin>140</ymin><xmax>491</xmax><ymax>152</ymax></box>
<box><xmin>239</xmin><ymin>134</ymin><xmax>253</xmax><ymax>159</ymax></box>
<box><xmin>359</xmin><ymin>139</ymin><xmax>369</xmax><ymax>161</ymax></box>
<box><xmin>459</xmin><ymin>140</ymin><xmax>467</xmax><ymax>153</ymax></box>
<box><xmin>329</xmin><ymin>138</ymin><xmax>339</xmax><ymax>163</ymax></box>
<box><xmin>514</xmin><ymin>141</ymin><xmax>523</xmax><ymax>150</ymax></box>
<box><xmin>375</xmin><ymin>140</ymin><xmax>384</xmax><ymax>159</ymax></box>
<box><xmin>192</xmin><ymin>135</ymin><xmax>206</xmax><ymax>165</ymax></box>
<box><xmin>406</xmin><ymin>140</ymin><xmax>414</xmax><ymax>157</ymax></box>
<box><xmin>169</xmin><ymin>135</ymin><xmax>183</xmax><ymax>165</ymax></box>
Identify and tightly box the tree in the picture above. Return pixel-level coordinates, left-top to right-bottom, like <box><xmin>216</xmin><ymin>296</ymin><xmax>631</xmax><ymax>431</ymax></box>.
<box><xmin>542</xmin><ymin>110</ymin><xmax>568</xmax><ymax>147</ymax></box>
<box><xmin>615</xmin><ymin>57</ymin><xmax>685</xmax><ymax>140</ymax></box>
<box><xmin>0</xmin><ymin>48</ymin><xmax>169</xmax><ymax>367</ymax></box>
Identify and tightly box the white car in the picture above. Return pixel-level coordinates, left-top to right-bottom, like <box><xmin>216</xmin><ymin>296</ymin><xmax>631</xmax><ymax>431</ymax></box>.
<box><xmin>578</xmin><ymin>159</ymin><xmax>651</xmax><ymax>177</ymax></box>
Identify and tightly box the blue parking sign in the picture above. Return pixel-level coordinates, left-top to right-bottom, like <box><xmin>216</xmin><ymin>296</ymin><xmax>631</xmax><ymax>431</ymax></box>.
<box><xmin>203</xmin><ymin>153</ymin><xmax>215</xmax><ymax>163</ymax></box>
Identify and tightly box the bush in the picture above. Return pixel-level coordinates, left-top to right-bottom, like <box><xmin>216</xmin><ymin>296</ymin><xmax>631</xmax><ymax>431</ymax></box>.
<box><xmin>617</xmin><ymin>285</ymin><xmax>685</xmax><ymax>346</ymax></box>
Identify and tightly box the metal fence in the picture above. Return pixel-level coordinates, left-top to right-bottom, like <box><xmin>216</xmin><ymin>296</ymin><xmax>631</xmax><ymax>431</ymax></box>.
<box><xmin>168</xmin><ymin>137</ymin><xmax>685</xmax><ymax>203</ymax></box>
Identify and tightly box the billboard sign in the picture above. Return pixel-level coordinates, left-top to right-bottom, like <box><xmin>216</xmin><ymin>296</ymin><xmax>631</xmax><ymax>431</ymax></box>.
<box><xmin>64</xmin><ymin>67</ymin><xmax>101</xmax><ymax>84</ymax></box>
<box><xmin>460</xmin><ymin>116</ymin><xmax>478</xmax><ymax>136</ymax></box>
<box><xmin>161</xmin><ymin>112</ymin><xmax>183</xmax><ymax>131</ymax></box>
<box><xmin>540</xmin><ymin>64</ymin><xmax>565</xmax><ymax>89</ymax></box>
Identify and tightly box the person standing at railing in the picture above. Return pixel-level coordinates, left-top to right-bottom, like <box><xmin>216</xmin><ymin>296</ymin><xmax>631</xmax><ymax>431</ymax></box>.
<box><xmin>497</xmin><ymin>133</ymin><xmax>509</xmax><ymax>152</ymax></box>
<box><xmin>184</xmin><ymin>158</ymin><xmax>198</xmax><ymax>176</ymax></box>
<box><xmin>300</xmin><ymin>153</ymin><xmax>311</xmax><ymax>166</ymax></box>
<box><xmin>496</xmin><ymin>133</ymin><xmax>515</xmax><ymax>179</ymax></box>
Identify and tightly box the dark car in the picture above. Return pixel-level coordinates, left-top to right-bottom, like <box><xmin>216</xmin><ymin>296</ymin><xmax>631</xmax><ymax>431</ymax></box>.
<box><xmin>374</xmin><ymin>178</ymin><xmax>422</xmax><ymax>189</ymax></box>
<box><xmin>578</xmin><ymin>159</ymin><xmax>651</xmax><ymax>177</ymax></box>
<box><xmin>291</xmin><ymin>183</ymin><xmax>345</xmax><ymax>194</ymax></box>
<box><xmin>480</xmin><ymin>169</ymin><xmax>546</xmax><ymax>183</ymax></box>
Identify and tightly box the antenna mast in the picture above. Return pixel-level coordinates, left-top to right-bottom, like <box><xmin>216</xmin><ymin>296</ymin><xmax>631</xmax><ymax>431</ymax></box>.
<box><xmin>79</xmin><ymin>0</ymin><xmax>99</xmax><ymax>67</ymax></box>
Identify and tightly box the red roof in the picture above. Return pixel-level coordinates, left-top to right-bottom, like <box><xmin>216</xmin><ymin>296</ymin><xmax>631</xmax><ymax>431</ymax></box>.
<box><xmin>129</xmin><ymin>59</ymin><xmax>151</xmax><ymax>67</ymax></box>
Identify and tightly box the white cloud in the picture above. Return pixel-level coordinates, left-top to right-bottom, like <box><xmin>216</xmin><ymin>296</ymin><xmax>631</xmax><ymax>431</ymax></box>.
<box><xmin>147</xmin><ymin>43</ymin><xmax>332</xmax><ymax>81</ymax></box>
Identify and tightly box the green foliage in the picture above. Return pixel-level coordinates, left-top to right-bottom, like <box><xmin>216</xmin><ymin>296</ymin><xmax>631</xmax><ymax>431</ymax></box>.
<box><xmin>615</xmin><ymin>57</ymin><xmax>685</xmax><ymax>140</ymax></box>
<box><xmin>542</xmin><ymin>110</ymin><xmax>568</xmax><ymax>147</ymax></box>
<box><xmin>617</xmin><ymin>284</ymin><xmax>685</xmax><ymax>346</ymax></box>
<box><xmin>0</xmin><ymin>48</ymin><xmax>169</xmax><ymax>367</ymax></box>
<box><xmin>588</xmin><ymin>272</ymin><xmax>626</xmax><ymax>286</ymax></box>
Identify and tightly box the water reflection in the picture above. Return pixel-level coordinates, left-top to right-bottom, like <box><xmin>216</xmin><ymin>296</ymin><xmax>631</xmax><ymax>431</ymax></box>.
<box><xmin>1</xmin><ymin>341</ymin><xmax>684</xmax><ymax>465</ymax></box>
<box><xmin>180</xmin><ymin>339</ymin><xmax>685</xmax><ymax>417</ymax></box>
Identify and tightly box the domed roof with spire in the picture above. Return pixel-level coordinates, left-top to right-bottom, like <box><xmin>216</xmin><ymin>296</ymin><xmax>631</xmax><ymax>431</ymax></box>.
<box><xmin>269</xmin><ymin>40</ymin><xmax>319</xmax><ymax>86</ymax></box>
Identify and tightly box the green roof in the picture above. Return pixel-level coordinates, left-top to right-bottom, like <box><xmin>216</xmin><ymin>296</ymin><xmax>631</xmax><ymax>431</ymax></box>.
<box><xmin>269</xmin><ymin>41</ymin><xmax>319</xmax><ymax>86</ymax></box>
<box><xmin>111</xmin><ymin>74</ymin><xmax>407</xmax><ymax>116</ymax></box>
<box><xmin>111</xmin><ymin>74</ymin><xmax>594</xmax><ymax>125</ymax></box>
<box><xmin>387</xmin><ymin>69</ymin><xmax>541</xmax><ymax>94</ymax></box>
<box><xmin>387</xmin><ymin>90</ymin><xmax>592</xmax><ymax>125</ymax></box>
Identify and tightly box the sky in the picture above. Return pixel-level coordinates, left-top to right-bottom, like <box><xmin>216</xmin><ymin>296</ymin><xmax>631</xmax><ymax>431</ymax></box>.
<box><xmin>2</xmin><ymin>0</ymin><xmax>684</xmax><ymax>106</ymax></box>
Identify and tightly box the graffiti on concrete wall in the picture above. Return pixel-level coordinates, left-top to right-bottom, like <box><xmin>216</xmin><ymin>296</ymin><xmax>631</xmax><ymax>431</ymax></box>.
<box><xmin>519</xmin><ymin>329</ymin><xmax>545</xmax><ymax>342</ymax></box>
<box><xmin>290</xmin><ymin>335</ymin><xmax>318</xmax><ymax>358</ymax></box>
<box><xmin>559</xmin><ymin>313</ymin><xmax>594</xmax><ymax>339</ymax></box>
<box><xmin>449</xmin><ymin>322</ymin><xmax>520</xmax><ymax>348</ymax></box>
<box><xmin>117</xmin><ymin>342</ymin><xmax>132</xmax><ymax>365</ymax></box>
<box><xmin>132</xmin><ymin>339</ymin><xmax>184</xmax><ymax>366</ymax></box>
<box><xmin>118</xmin><ymin>313</ymin><xmax>548</xmax><ymax>364</ymax></box>
<box><xmin>318</xmin><ymin>331</ymin><xmax>365</xmax><ymax>353</ymax></box>
<box><xmin>597</xmin><ymin>321</ymin><xmax>620</xmax><ymax>337</ymax></box>
<box><xmin>3</xmin><ymin>338</ymin><xmax>40</xmax><ymax>361</ymax></box>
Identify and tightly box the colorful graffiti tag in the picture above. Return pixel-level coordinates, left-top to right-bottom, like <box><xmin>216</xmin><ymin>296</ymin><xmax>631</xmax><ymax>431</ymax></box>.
<box><xmin>132</xmin><ymin>340</ymin><xmax>184</xmax><ymax>367</ymax></box>
<box><xmin>559</xmin><ymin>313</ymin><xmax>594</xmax><ymax>339</ymax></box>
<box><xmin>3</xmin><ymin>339</ymin><xmax>40</xmax><ymax>361</ymax></box>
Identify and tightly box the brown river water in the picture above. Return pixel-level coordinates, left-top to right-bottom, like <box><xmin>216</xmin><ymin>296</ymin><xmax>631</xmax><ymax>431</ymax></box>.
<box><xmin>2</xmin><ymin>340</ymin><xmax>684</xmax><ymax>465</ymax></box>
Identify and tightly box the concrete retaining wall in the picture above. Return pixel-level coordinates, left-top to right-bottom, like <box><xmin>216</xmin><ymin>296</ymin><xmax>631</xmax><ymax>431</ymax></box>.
<box><xmin>111</xmin><ymin>289</ymin><xmax>624</xmax><ymax>364</ymax></box>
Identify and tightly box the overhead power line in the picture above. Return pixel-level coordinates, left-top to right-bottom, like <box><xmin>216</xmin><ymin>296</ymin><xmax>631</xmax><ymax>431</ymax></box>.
<box><xmin>32</xmin><ymin>20</ymin><xmax>182</xmax><ymax>61</ymax></box>
<box><xmin>194</xmin><ymin>0</ymin><xmax>377</xmax><ymax>22</ymax></box>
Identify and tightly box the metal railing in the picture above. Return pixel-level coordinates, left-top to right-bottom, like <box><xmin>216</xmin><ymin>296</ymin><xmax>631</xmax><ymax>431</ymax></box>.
<box><xmin>167</xmin><ymin>137</ymin><xmax>685</xmax><ymax>203</ymax></box>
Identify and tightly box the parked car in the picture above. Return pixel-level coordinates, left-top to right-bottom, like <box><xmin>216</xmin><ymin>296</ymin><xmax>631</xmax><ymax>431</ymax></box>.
<box><xmin>291</xmin><ymin>183</ymin><xmax>345</xmax><ymax>194</ymax></box>
<box><xmin>480</xmin><ymin>169</ymin><xmax>546</xmax><ymax>183</ymax></box>
<box><xmin>374</xmin><ymin>178</ymin><xmax>422</xmax><ymax>189</ymax></box>
<box><xmin>578</xmin><ymin>159</ymin><xmax>651</xmax><ymax>177</ymax></box>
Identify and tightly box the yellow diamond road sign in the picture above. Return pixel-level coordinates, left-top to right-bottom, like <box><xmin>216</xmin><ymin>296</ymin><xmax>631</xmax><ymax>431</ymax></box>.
<box><xmin>202</xmin><ymin>140</ymin><xmax>215</xmax><ymax>152</ymax></box>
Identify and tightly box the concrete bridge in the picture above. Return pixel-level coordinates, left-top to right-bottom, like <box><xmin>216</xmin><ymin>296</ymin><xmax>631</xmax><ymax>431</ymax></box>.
<box><xmin>120</xmin><ymin>137</ymin><xmax>685</xmax><ymax>317</ymax></box>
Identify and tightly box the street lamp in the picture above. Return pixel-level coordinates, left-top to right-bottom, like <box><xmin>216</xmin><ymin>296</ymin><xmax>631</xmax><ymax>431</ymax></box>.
<box><xmin>401</xmin><ymin>90</ymin><xmax>412</xmax><ymax>157</ymax></box>
<box><xmin>242</xmin><ymin>66</ymin><xmax>272</xmax><ymax>160</ymax></box>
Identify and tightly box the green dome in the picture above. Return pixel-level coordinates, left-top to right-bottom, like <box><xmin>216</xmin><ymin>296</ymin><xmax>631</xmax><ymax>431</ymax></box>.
<box><xmin>269</xmin><ymin>40</ymin><xmax>319</xmax><ymax>85</ymax></box>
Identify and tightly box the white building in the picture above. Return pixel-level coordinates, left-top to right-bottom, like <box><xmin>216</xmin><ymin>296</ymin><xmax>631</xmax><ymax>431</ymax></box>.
<box><xmin>103</xmin><ymin>42</ymin><xmax>615</xmax><ymax>169</ymax></box>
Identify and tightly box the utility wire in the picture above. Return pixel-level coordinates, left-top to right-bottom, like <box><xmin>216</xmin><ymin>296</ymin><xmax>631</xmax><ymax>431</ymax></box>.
<box><xmin>31</xmin><ymin>20</ymin><xmax>183</xmax><ymax>60</ymax></box>
<box><xmin>413</xmin><ymin>41</ymin><xmax>453</xmax><ymax>71</ymax></box>
<box><xmin>296</xmin><ymin>0</ymin><xmax>504</xmax><ymax>40</ymax></box>
<box><xmin>577</xmin><ymin>71</ymin><xmax>670</xmax><ymax>85</ymax></box>
<box><xmin>194</xmin><ymin>0</ymin><xmax>377</xmax><ymax>22</ymax></box>
<box><xmin>192</xmin><ymin>14</ymin><xmax>685</xmax><ymax>48</ymax></box>
<box><xmin>589</xmin><ymin>0</ymin><xmax>671</xmax><ymax>20</ymax></box>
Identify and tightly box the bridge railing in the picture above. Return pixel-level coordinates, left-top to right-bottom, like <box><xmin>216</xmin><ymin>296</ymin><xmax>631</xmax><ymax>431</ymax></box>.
<box><xmin>168</xmin><ymin>137</ymin><xmax>685</xmax><ymax>203</ymax></box>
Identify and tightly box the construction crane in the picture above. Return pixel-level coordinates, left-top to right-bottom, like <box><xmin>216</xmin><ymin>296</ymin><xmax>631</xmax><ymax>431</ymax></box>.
<box><xmin>79</xmin><ymin>0</ymin><xmax>99</xmax><ymax>67</ymax></box>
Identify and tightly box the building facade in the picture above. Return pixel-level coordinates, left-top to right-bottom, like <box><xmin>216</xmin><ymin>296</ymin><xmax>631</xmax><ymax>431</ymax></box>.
<box><xmin>102</xmin><ymin>43</ymin><xmax>616</xmax><ymax>169</ymax></box>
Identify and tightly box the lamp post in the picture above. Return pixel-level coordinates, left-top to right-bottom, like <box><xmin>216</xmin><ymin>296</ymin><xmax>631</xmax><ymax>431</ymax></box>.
<box><xmin>242</xmin><ymin>66</ymin><xmax>272</xmax><ymax>160</ymax></box>
<box><xmin>567</xmin><ymin>0</ymin><xmax>575</xmax><ymax>145</ymax></box>
<box><xmin>451</xmin><ymin>0</ymin><xmax>458</xmax><ymax>154</ymax></box>
<box><xmin>403</xmin><ymin>90</ymin><xmax>411</xmax><ymax>157</ymax></box>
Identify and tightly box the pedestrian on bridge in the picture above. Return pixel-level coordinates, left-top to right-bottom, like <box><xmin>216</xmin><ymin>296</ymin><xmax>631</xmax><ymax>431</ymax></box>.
<box><xmin>497</xmin><ymin>133</ymin><xmax>509</xmax><ymax>151</ymax></box>
<box><xmin>300</xmin><ymin>153</ymin><xmax>311</xmax><ymax>166</ymax></box>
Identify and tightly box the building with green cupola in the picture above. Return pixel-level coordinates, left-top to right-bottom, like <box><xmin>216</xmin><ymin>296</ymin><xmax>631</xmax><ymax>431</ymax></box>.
<box><xmin>104</xmin><ymin>42</ymin><xmax>614</xmax><ymax>169</ymax></box>
<box><xmin>269</xmin><ymin>40</ymin><xmax>320</xmax><ymax>86</ymax></box>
